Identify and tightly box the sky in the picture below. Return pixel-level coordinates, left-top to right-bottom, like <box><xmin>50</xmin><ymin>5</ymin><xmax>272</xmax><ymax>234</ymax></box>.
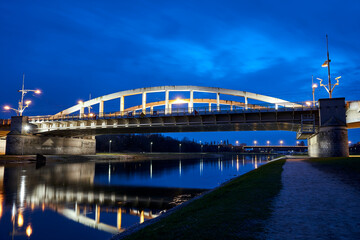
<box><xmin>1</xmin><ymin>0</ymin><xmax>359</xmax><ymax>145</ymax></box>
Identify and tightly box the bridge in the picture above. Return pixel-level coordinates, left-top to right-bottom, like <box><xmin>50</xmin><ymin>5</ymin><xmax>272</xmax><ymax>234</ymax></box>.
<box><xmin>1</xmin><ymin>85</ymin><xmax>360</xmax><ymax>157</ymax></box>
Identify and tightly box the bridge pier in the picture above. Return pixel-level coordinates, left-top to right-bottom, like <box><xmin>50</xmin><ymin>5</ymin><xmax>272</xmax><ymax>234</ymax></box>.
<box><xmin>307</xmin><ymin>98</ymin><xmax>349</xmax><ymax>158</ymax></box>
<box><xmin>5</xmin><ymin>116</ymin><xmax>96</xmax><ymax>155</ymax></box>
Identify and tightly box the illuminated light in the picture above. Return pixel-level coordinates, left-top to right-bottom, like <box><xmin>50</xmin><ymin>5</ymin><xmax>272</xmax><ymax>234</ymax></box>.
<box><xmin>0</xmin><ymin>204</ymin><xmax>2</xmax><ymax>219</ymax></box>
<box><xmin>26</xmin><ymin>225</ymin><xmax>32</xmax><ymax>237</ymax></box>
<box><xmin>42</xmin><ymin>203</ymin><xmax>45</xmax><ymax>211</ymax></box>
<box><xmin>312</xmin><ymin>84</ymin><xmax>318</xmax><ymax>88</ymax></box>
<box><xmin>172</xmin><ymin>98</ymin><xmax>188</xmax><ymax>104</ymax></box>
<box><xmin>4</xmin><ymin>106</ymin><xmax>10</xmax><ymax>110</ymax></box>
<box><xmin>35</xmin><ymin>90</ymin><xmax>41</xmax><ymax>94</ymax></box>
<box><xmin>267</xmin><ymin>140</ymin><xmax>270</xmax><ymax>146</ymax></box>
<box><xmin>348</xmin><ymin>141</ymin><xmax>352</xmax><ymax>144</ymax></box>
<box><xmin>254</xmin><ymin>140</ymin><xmax>257</xmax><ymax>146</ymax></box>
<box><xmin>31</xmin><ymin>203</ymin><xmax>35</xmax><ymax>211</ymax></box>
<box><xmin>117</xmin><ymin>208</ymin><xmax>122</xmax><ymax>230</ymax></box>
<box><xmin>19</xmin><ymin>175</ymin><xmax>26</xmax><ymax>207</ymax></box>
<box><xmin>18</xmin><ymin>212</ymin><xmax>24</xmax><ymax>227</ymax></box>
<box><xmin>280</xmin><ymin>140</ymin><xmax>284</xmax><ymax>146</ymax></box>
<box><xmin>78</xmin><ymin>100</ymin><xmax>83</xmax><ymax>105</ymax></box>
<box><xmin>25</xmin><ymin>100</ymin><xmax>32</xmax><ymax>105</ymax></box>
<box><xmin>140</xmin><ymin>210</ymin><xmax>144</xmax><ymax>223</ymax></box>
<box><xmin>305</xmin><ymin>101</ymin><xmax>311</xmax><ymax>106</ymax></box>
<box><xmin>235</xmin><ymin>140</ymin><xmax>239</xmax><ymax>145</ymax></box>
<box><xmin>89</xmin><ymin>113</ymin><xmax>94</xmax><ymax>117</ymax></box>
<box><xmin>322</xmin><ymin>60</ymin><xmax>329</xmax><ymax>67</ymax></box>
<box><xmin>24</xmin><ymin>125</ymin><xmax>30</xmax><ymax>131</ymax></box>
<box><xmin>335</xmin><ymin>76</ymin><xmax>341</xmax><ymax>80</ymax></box>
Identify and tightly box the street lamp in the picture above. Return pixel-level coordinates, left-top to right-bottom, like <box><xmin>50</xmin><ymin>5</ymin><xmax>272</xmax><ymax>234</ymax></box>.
<box><xmin>319</xmin><ymin>35</ymin><xmax>341</xmax><ymax>98</ymax></box>
<box><xmin>296</xmin><ymin>141</ymin><xmax>299</xmax><ymax>146</ymax></box>
<box><xmin>280</xmin><ymin>140</ymin><xmax>284</xmax><ymax>146</ymax></box>
<box><xmin>150</xmin><ymin>141</ymin><xmax>153</xmax><ymax>153</ymax></box>
<box><xmin>267</xmin><ymin>140</ymin><xmax>270</xmax><ymax>146</ymax></box>
<box><xmin>17</xmin><ymin>74</ymin><xmax>41</xmax><ymax>116</ymax></box>
<box><xmin>235</xmin><ymin>140</ymin><xmax>239</xmax><ymax>146</ymax></box>
<box><xmin>109</xmin><ymin>140</ymin><xmax>112</xmax><ymax>153</ymax></box>
<box><xmin>179</xmin><ymin>143</ymin><xmax>182</xmax><ymax>153</ymax></box>
<box><xmin>253</xmin><ymin>140</ymin><xmax>257</xmax><ymax>146</ymax></box>
<box><xmin>312</xmin><ymin>75</ymin><xmax>318</xmax><ymax>106</ymax></box>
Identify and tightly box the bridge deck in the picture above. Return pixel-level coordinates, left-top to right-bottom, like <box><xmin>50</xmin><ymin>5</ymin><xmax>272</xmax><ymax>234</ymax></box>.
<box><xmin>28</xmin><ymin>107</ymin><xmax>319</xmax><ymax>137</ymax></box>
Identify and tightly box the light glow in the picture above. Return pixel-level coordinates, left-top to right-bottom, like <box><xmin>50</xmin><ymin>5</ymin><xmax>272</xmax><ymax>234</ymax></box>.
<box><xmin>4</xmin><ymin>106</ymin><xmax>10</xmax><ymax>110</ymax></box>
<box><xmin>35</xmin><ymin>90</ymin><xmax>41</xmax><ymax>94</ymax></box>
<box><xmin>18</xmin><ymin>212</ymin><xmax>24</xmax><ymax>227</ymax></box>
<box><xmin>312</xmin><ymin>84</ymin><xmax>318</xmax><ymax>88</ymax></box>
<box><xmin>26</xmin><ymin>225</ymin><xmax>32</xmax><ymax>237</ymax></box>
<box><xmin>172</xmin><ymin>98</ymin><xmax>188</xmax><ymax>104</ymax></box>
<box><xmin>78</xmin><ymin>100</ymin><xmax>83</xmax><ymax>105</ymax></box>
<box><xmin>25</xmin><ymin>100</ymin><xmax>32</xmax><ymax>105</ymax></box>
<box><xmin>305</xmin><ymin>101</ymin><xmax>311</xmax><ymax>106</ymax></box>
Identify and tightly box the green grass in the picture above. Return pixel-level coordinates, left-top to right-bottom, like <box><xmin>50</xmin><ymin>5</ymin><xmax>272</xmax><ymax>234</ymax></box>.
<box><xmin>120</xmin><ymin>159</ymin><xmax>286</xmax><ymax>240</ymax></box>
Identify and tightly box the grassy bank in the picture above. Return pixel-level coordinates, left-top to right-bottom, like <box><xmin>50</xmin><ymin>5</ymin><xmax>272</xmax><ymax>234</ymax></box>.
<box><xmin>115</xmin><ymin>159</ymin><xmax>286</xmax><ymax>240</ymax></box>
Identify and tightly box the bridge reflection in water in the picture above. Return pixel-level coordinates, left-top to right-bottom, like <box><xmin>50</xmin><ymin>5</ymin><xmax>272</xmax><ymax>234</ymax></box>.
<box><xmin>0</xmin><ymin>155</ymin><xmax>270</xmax><ymax>239</ymax></box>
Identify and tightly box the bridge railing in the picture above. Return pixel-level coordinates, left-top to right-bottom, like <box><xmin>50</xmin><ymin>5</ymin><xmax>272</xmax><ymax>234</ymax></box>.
<box><xmin>0</xmin><ymin>119</ymin><xmax>11</xmax><ymax>125</ymax></box>
<box><xmin>28</xmin><ymin>102</ymin><xmax>318</xmax><ymax>123</ymax></box>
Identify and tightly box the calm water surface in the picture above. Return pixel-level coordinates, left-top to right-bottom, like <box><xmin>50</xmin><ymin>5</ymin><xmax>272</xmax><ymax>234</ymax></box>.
<box><xmin>0</xmin><ymin>154</ymin><xmax>275</xmax><ymax>240</ymax></box>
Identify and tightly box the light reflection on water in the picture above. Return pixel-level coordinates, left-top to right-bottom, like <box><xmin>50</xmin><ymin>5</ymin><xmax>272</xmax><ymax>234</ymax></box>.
<box><xmin>0</xmin><ymin>154</ymin><xmax>275</xmax><ymax>240</ymax></box>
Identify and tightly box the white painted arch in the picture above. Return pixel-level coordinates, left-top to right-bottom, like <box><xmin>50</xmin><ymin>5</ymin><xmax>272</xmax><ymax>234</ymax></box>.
<box><xmin>54</xmin><ymin>85</ymin><xmax>300</xmax><ymax>117</ymax></box>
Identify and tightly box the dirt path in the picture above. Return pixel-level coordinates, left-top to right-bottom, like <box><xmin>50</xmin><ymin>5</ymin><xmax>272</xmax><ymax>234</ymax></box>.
<box><xmin>265</xmin><ymin>159</ymin><xmax>360</xmax><ymax>239</ymax></box>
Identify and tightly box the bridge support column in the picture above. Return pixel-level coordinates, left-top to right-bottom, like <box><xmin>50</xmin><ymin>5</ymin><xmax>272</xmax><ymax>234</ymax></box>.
<box><xmin>120</xmin><ymin>96</ymin><xmax>124</xmax><ymax>116</ymax></box>
<box><xmin>142</xmin><ymin>92</ymin><xmax>147</xmax><ymax>114</ymax></box>
<box><xmin>216</xmin><ymin>93</ymin><xmax>220</xmax><ymax>111</ymax></box>
<box><xmin>79</xmin><ymin>106</ymin><xmax>84</xmax><ymax>118</ymax></box>
<box><xmin>99</xmin><ymin>101</ymin><xmax>104</xmax><ymax>118</ymax></box>
<box><xmin>307</xmin><ymin>98</ymin><xmax>349</xmax><ymax>157</ymax></box>
<box><xmin>189</xmin><ymin>90</ymin><xmax>194</xmax><ymax>113</ymax></box>
<box><xmin>245</xmin><ymin>97</ymin><xmax>248</xmax><ymax>110</ymax></box>
<box><xmin>165</xmin><ymin>90</ymin><xmax>169</xmax><ymax>114</ymax></box>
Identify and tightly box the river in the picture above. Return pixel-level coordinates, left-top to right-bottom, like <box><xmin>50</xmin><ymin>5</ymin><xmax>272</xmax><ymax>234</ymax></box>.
<box><xmin>0</xmin><ymin>154</ymin><xmax>276</xmax><ymax>240</ymax></box>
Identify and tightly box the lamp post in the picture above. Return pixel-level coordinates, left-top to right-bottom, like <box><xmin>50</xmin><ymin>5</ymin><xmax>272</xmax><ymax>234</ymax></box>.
<box><xmin>253</xmin><ymin>140</ymin><xmax>257</xmax><ymax>146</ymax></box>
<box><xmin>267</xmin><ymin>140</ymin><xmax>270</xmax><ymax>146</ymax></box>
<box><xmin>179</xmin><ymin>143</ymin><xmax>182</xmax><ymax>153</ymax></box>
<box><xmin>150</xmin><ymin>142</ymin><xmax>153</xmax><ymax>153</ymax></box>
<box><xmin>235</xmin><ymin>140</ymin><xmax>239</xmax><ymax>146</ymax></box>
<box><xmin>109</xmin><ymin>140</ymin><xmax>112</xmax><ymax>153</ymax></box>
<box><xmin>3</xmin><ymin>74</ymin><xmax>41</xmax><ymax>116</ymax></box>
<box><xmin>280</xmin><ymin>140</ymin><xmax>284</xmax><ymax>146</ymax></box>
<box><xmin>320</xmin><ymin>35</ymin><xmax>341</xmax><ymax>98</ymax></box>
<box><xmin>312</xmin><ymin>75</ymin><xmax>318</xmax><ymax>106</ymax></box>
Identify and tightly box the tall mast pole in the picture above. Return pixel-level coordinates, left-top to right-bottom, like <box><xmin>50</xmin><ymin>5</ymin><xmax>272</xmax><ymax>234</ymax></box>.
<box><xmin>326</xmin><ymin>35</ymin><xmax>332</xmax><ymax>98</ymax></box>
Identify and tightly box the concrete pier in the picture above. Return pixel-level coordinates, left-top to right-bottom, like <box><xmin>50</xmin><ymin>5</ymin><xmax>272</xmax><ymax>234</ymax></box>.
<box><xmin>5</xmin><ymin>134</ymin><xmax>96</xmax><ymax>155</ymax></box>
<box><xmin>308</xmin><ymin>98</ymin><xmax>349</xmax><ymax>157</ymax></box>
<box><xmin>5</xmin><ymin>116</ymin><xmax>96</xmax><ymax>155</ymax></box>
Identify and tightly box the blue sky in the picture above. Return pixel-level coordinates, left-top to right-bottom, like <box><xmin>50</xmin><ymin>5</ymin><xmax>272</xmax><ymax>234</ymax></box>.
<box><xmin>1</xmin><ymin>0</ymin><xmax>359</xmax><ymax>145</ymax></box>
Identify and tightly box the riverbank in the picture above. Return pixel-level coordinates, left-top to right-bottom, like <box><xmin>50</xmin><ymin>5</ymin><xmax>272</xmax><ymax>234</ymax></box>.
<box><xmin>112</xmin><ymin>156</ymin><xmax>360</xmax><ymax>240</ymax></box>
<box><xmin>112</xmin><ymin>158</ymin><xmax>286</xmax><ymax>240</ymax></box>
